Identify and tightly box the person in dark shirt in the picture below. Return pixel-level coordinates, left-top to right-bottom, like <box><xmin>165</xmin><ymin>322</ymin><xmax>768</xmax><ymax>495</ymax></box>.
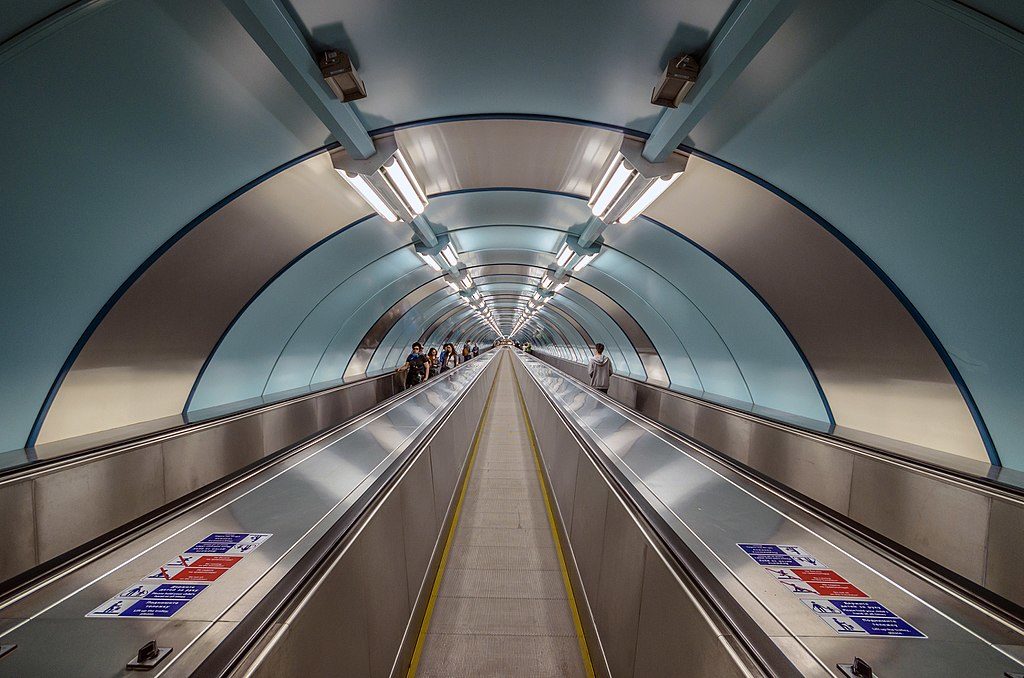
<box><xmin>426</xmin><ymin>347</ymin><xmax>439</xmax><ymax>378</ymax></box>
<box><xmin>399</xmin><ymin>342</ymin><xmax>429</xmax><ymax>389</ymax></box>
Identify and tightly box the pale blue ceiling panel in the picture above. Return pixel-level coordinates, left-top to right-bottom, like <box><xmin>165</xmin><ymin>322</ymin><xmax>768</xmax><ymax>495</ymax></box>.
<box><xmin>550</xmin><ymin>292</ymin><xmax>644</xmax><ymax>380</ymax></box>
<box><xmin>187</xmin><ymin>214</ymin><xmax>410</xmax><ymax>411</ymax></box>
<box><xmin>0</xmin><ymin>0</ymin><xmax>325</xmax><ymax>449</ymax></box>
<box><xmin>687</xmin><ymin>0</ymin><xmax>1022</xmax><ymax>461</ymax></box>
<box><xmin>601</xmin><ymin>218</ymin><xmax>828</xmax><ymax>422</ymax></box>
<box><xmin>288</xmin><ymin>0</ymin><xmax>736</xmax><ymax>132</ymax></box>
<box><xmin>577</xmin><ymin>256</ymin><xmax>722</xmax><ymax>397</ymax></box>
<box><xmin>265</xmin><ymin>250</ymin><xmax>426</xmax><ymax>392</ymax></box>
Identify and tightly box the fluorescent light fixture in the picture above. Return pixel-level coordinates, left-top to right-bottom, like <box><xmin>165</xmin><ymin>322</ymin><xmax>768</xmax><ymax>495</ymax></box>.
<box><xmin>447</xmin><ymin>280</ymin><xmax>460</xmax><ymax>292</ymax></box>
<box><xmin>617</xmin><ymin>172</ymin><xmax>681</xmax><ymax>224</ymax></box>
<box><xmin>589</xmin><ymin>159</ymin><xmax>632</xmax><ymax>219</ymax></box>
<box><xmin>587</xmin><ymin>138</ymin><xmax>687</xmax><ymax>225</ymax></box>
<box><xmin>555</xmin><ymin>242</ymin><xmax>573</xmax><ymax>267</ymax></box>
<box><xmin>540</xmin><ymin>275</ymin><xmax>552</xmax><ymax>289</ymax></box>
<box><xmin>554</xmin><ymin>282</ymin><xmax>566</xmax><ymax>293</ymax></box>
<box><xmin>572</xmin><ymin>252</ymin><xmax>598</xmax><ymax>272</ymax></box>
<box><xmin>339</xmin><ymin>171</ymin><xmax>398</xmax><ymax>222</ymax></box>
<box><xmin>417</xmin><ymin>252</ymin><xmax>442</xmax><ymax>271</ymax></box>
<box><xmin>462</xmin><ymin>275</ymin><xmax>473</xmax><ymax>288</ymax></box>
<box><xmin>532</xmin><ymin>291</ymin><xmax>542</xmax><ymax>301</ymax></box>
<box><xmin>441</xmin><ymin>244</ymin><xmax>459</xmax><ymax>267</ymax></box>
<box><xmin>332</xmin><ymin>138</ymin><xmax>429</xmax><ymax>223</ymax></box>
<box><xmin>381</xmin><ymin>150</ymin><xmax>427</xmax><ymax>217</ymax></box>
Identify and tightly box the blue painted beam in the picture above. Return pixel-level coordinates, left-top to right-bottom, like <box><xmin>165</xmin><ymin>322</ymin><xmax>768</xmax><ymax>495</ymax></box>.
<box><xmin>226</xmin><ymin>0</ymin><xmax>375</xmax><ymax>159</ymax></box>
<box><xmin>643</xmin><ymin>0</ymin><xmax>798</xmax><ymax>162</ymax></box>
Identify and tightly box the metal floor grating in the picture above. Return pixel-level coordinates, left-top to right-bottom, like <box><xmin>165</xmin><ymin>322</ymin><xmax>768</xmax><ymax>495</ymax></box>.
<box><xmin>414</xmin><ymin>356</ymin><xmax>589</xmax><ymax>677</ymax></box>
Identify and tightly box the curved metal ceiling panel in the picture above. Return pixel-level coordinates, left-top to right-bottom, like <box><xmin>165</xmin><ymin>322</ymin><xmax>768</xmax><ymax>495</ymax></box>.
<box><xmin>13</xmin><ymin>113</ymin><xmax>996</xmax><ymax>469</ymax></box>
<box><xmin>687</xmin><ymin>0</ymin><xmax>1020</xmax><ymax>465</ymax></box>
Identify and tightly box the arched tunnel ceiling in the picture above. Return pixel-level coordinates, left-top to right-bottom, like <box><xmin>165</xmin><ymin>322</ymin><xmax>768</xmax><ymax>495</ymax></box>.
<box><xmin>0</xmin><ymin>0</ymin><xmax>1021</xmax><ymax>471</ymax></box>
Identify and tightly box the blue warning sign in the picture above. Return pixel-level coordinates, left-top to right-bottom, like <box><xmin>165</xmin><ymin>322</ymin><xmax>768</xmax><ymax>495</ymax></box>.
<box><xmin>826</xmin><ymin>599</ymin><xmax>898</xmax><ymax>619</ymax></box>
<box><xmin>119</xmin><ymin>599</ymin><xmax>190</xmax><ymax>618</ymax></box>
<box><xmin>854</xmin><ymin>616</ymin><xmax>925</xmax><ymax>638</ymax></box>
<box><xmin>736</xmin><ymin>544</ymin><xmax>801</xmax><ymax>567</ymax></box>
<box><xmin>185</xmin><ymin>532</ymin><xmax>272</xmax><ymax>555</ymax></box>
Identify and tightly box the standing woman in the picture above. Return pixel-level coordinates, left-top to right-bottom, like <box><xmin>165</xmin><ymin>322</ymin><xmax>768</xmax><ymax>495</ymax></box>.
<box><xmin>426</xmin><ymin>347</ymin><xmax>439</xmax><ymax>378</ymax></box>
<box><xmin>440</xmin><ymin>343</ymin><xmax>457</xmax><ymax>372</ymax></box>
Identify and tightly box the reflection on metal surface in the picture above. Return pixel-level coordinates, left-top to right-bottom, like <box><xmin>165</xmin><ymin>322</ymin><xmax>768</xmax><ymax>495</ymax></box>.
<box><xmin>0</xmin><ymin>354</ymin><xmax>498</xmax><ymax>676</ymax></box>
<box><xmin>515</xmin><ymin>352</ymin><xmax>1024</xmax><ymax>676</ymax></box>
<box><xmin>531</xmin><ymin>350</ymin><xmax>1024</xmax><ymax>612</ymax></box>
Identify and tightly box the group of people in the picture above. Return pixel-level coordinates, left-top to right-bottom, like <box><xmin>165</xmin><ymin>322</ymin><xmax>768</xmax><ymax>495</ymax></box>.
<box><xmin>399</xmin><ymin>341</ymin><xmax>480</xmax><ymax>389</ymax></box>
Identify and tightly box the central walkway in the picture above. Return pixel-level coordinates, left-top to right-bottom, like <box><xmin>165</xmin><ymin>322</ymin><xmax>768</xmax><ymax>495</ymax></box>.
<box><xmin>411</xmin><ymin>353</ymin><xmax>591</xmax><ymax>677</ymax></box>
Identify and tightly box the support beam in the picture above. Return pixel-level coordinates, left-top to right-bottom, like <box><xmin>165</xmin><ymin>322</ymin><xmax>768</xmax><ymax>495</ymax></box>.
<box><xmin>576</xmin><ymin>215</ymin><xmax>606</xmax><ymax>249</ymax></box>
<box><xmin>227</xmin><ymin>0</ymin><xmax>376</xmax><ymax>159</ymax></box>
<box><xmin>643</xmin><ymin>0</ymin><xmax>798</xmax><ymax>162</ymax></box>
<box><xmin>410</xmin><ymin>215</ymin><xmax>439</xmax><ymax>248</ymax></box>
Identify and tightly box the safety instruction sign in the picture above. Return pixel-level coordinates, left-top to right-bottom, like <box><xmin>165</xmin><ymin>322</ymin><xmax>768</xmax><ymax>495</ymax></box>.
<box><xmin>87</xmin><ymin>532</ymin><xmax>271</xmax><ymax>619</ymax></box>
<box><xmin>185</xmin><ymin>532</ymin><xmax>272</xmax><ymax>555</ymax></box>
<box><xmin>738</xmin><ymin>543</ymin><xmax>925</xmax><ymax>638</ymax></box>
<box><xmin>87</xmin><ymin>583</ymin><xmax>208</xmax><ymax>618</ymax></box>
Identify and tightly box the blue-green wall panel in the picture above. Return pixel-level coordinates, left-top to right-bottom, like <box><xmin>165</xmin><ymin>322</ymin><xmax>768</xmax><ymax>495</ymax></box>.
<box><xmin>187</xmin><ymin>216</ymin><xmax>410</xmax><ymax>411</ymax></box>
<box><xmin>0</xmin><ymin>0</ymin><xmax>325</xmax><ymax>450</ymax></box>
<box><xmin>688</xmin><ymin>0</ymin><xmax>1023</xmax><ymax>463</ymax></box>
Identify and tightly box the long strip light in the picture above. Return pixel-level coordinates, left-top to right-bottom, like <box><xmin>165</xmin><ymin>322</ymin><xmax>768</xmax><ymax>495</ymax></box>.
<box><xmin>332</xmin><ymin>139</ymin><xmax>429</xmax><ymax>224</ymax></box>
<box><xmin>572</xmin><ymin>252</ymin><xmax>598</xmax><ymax>272</ymax></box>
<box><xmin>587</xmin><ymin>138</ymin><xmax>687</xmax><ymax>225</ymax></box>
<box><xmin>589</xmin><ymin>159</ymin><xmax>633</xmax><ymax>219</ymax></box>
<box><xmin>553</xmin><ymin>281</ymin><xmax>567</xmax><ymax>293</ymax></box>
<box><xmin>617</xmin><ymin>173</ymin><xmax>680</xmax><ymax>224</ymax></box>
<box><xmin>381</xmin><ymin>150</ymin><xmax>427</xmax><ymax>217</ymax></box>
<box><xmin>555</xmin><ymin>242</ymin><xmax>573</xmax><ymax>267</ymax></box>
<box><xmin>447</xmin><ymin>280</ymin><xmax>461</xmax><ymax>293</ymax></box>
<box><xmin>441</xmin><ymin>244</ymin><xmax>459</xmax><ymax>267</ymax></box>
<box><xmin>417</xmin><ymin>252</ymin><xmax>442</xmax><ymax>271</ymax></box>
<box><xmin>339</xmin><ymin>172</ymin><xmax>398</xmax><ymax>222</ymax></box>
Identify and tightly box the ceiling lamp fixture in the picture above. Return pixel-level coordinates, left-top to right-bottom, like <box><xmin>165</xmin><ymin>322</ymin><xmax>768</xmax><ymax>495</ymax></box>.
<box><xmin>555</xmin><ymin>242</ymin><xmax>574</xmax><ymax>268</ymax></box>
<box><xmin>588</xmin><ymin>138</ymin><xmax>687</xmax><ymax>225</ymax></box>
<box><xmin>417</xmin><ymin>252</ymin><xmax>442</xmax><ymax>271</ymax></box>
<box><xmin>572</xmin><ymin>252</ymin><xmax>598</xmax><ymax>272</ymax></box>
<box><xmin>440</xmin><ymin>243</ymin><xmax>459</xmax><ymax>267</ymax></box>
<box><xmin>331</xmin><ymin>136</ymin><xmax>429</xmax><ymax>223</ymax></box>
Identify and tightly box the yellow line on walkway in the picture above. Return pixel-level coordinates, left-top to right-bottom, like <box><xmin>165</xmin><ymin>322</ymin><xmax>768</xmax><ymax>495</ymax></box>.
<box><xmin>406</xmin><ymin>351</ymin><xmax>504</xmax><ymax>677</ymax></box>
<box><xmin>510</xmin><ymin>356</ymin><xmax>596</xmax><ymax>678</ymax></box>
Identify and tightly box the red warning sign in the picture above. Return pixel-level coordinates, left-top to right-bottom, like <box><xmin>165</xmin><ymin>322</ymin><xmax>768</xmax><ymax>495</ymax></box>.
<box><xmin>145</xmin><ymin>565</ymin><xmax>230</xmax><ymax>582</ymax></box>
<box><xmin>791</xmin><ymin>569</ymin><xmax>849</xmax><ymax>584</ymax></box>
<box><xmin>806</xmin><ymin>581</ymin><xmax>868</xmax><ymax>598</ymax></box>
<box><xmin>166</xmin><ymin>555</ymin><xmax>242</xmax><ymax>569</ymax></box>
